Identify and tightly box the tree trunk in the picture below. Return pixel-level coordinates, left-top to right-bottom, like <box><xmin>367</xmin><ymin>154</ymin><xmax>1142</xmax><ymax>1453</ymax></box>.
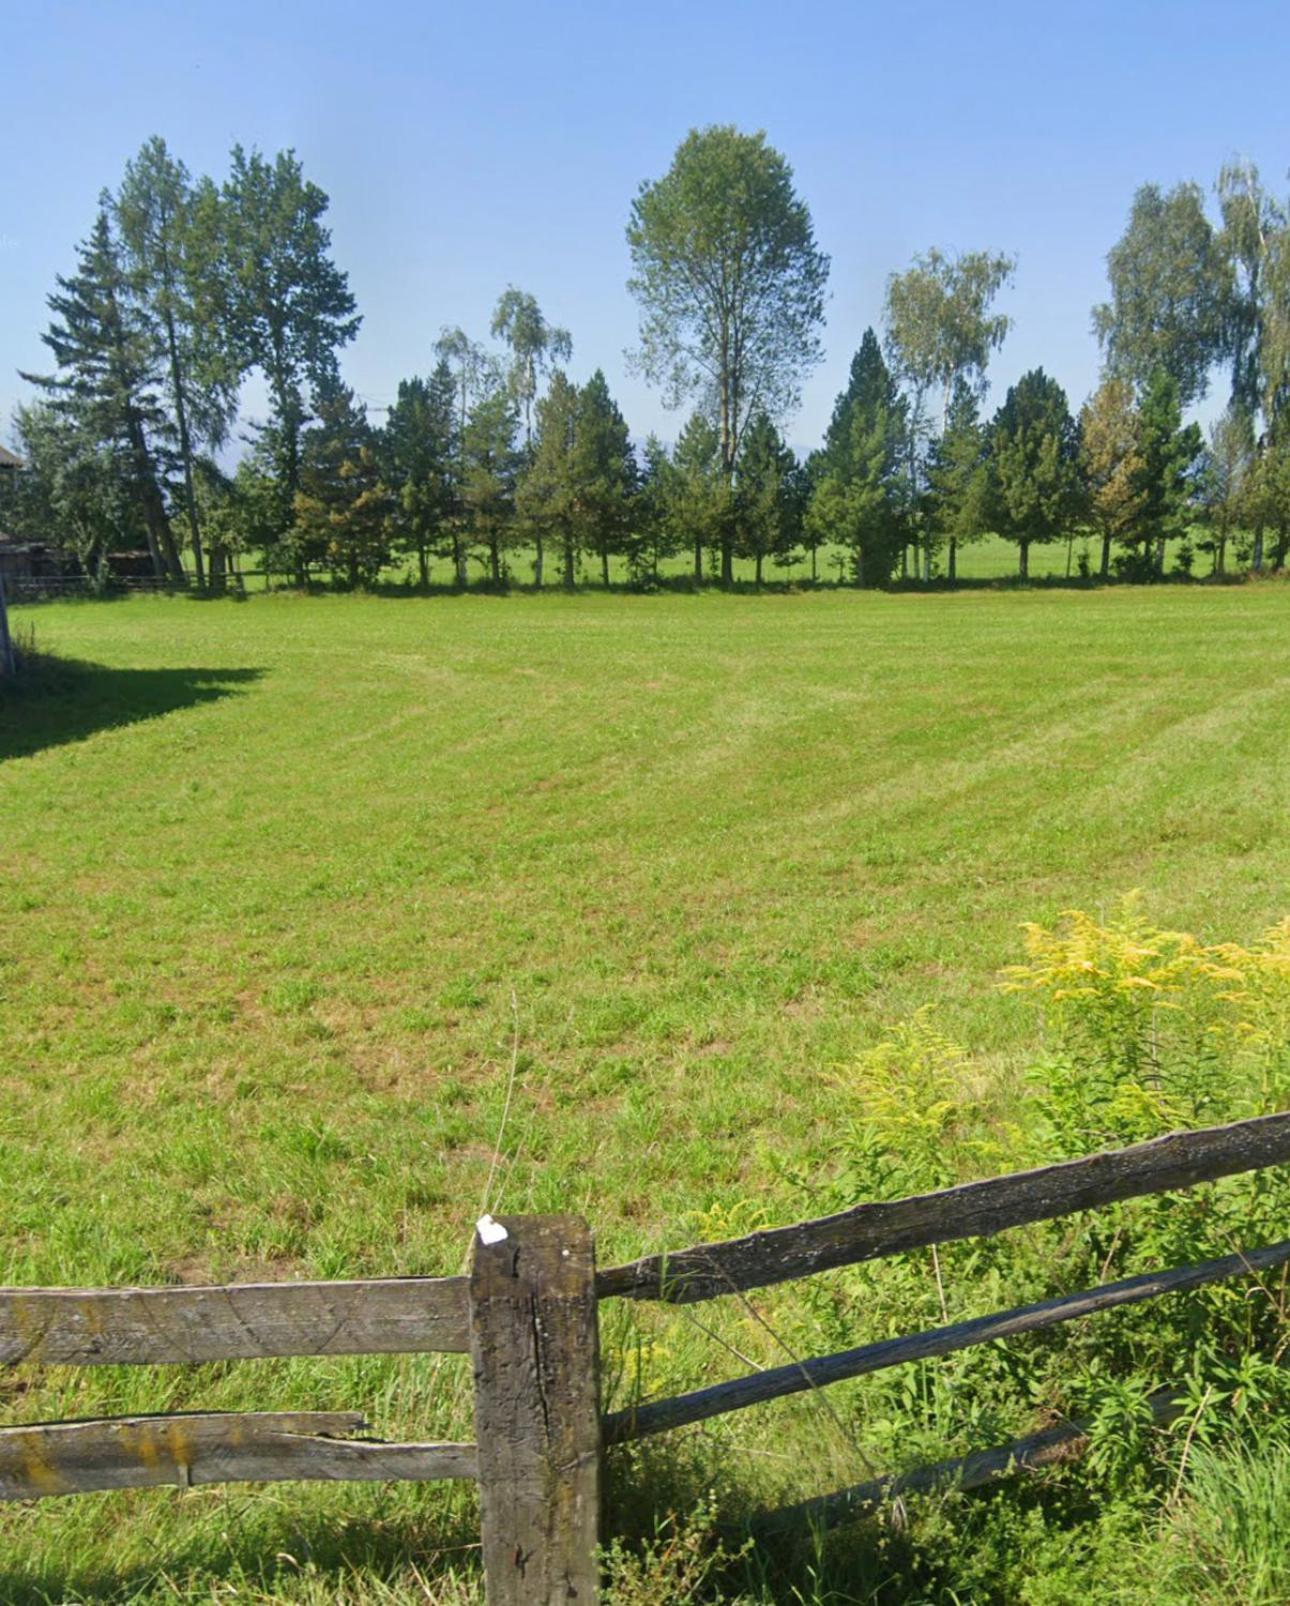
<box><xmin>534</xmin><ymin>534</ymin><xmax>544</xmax><ymax>590</ymax></box>
<box><xmin>601</xmin><ymin>546</ymin><xmax>610</xmax><ymax>588</ymax></box>
<box><xmin>721</xmin><ymin>534</ymin><xmax>733</xmax><ymax>586</ymax></box>
<box><xmin>1100</xmin><ymin>532</ymin><xmax>1111</xmax><ymax>579</ymax></box>
<box><xmin>948</xmin><ymin>537</ymin><xmax>957</xmax><ymax>585</ymax></box>
<box><xmin>1154</xmin><ymin>535</ymin><xmax>1167</xmax><ymax>577</ymax></box>
<box><xmin>1273</xmin><ymin>521</ymin><xmax>1290</xmax><ymax>570</ymax></box>
<box><xmin>163</xmin><ymin>306</ymin><xmax>205</xmax><ymax>589</ymax></box>
<box><xmin>1019</xmin><ymin>540</ymin><xmax>1030</xmax><ymax>580</ymax></box>
<box><xmin>455</xmin><ymin>533</ymin><xmax>468</xmax><ymax>588</ymax></box>
<box><xmin>208</xmin><ymin>543</ymin><xmax>227</xmax><ymax>594</ymax></box>
<box><xmin>126</xmin><ymin>413</ymin><xmax>184</xmax><ymax>582</ymax></box>
<box><xmin>694</xmin><ymin>535</ymin><xmax>703</xmax><ymax>583</ymax></box>
<box><xmin>417</xmin><ymin>543</ymin><xmax>429</xmax><ymax>587</ymax></box>
<box><xmin>1253</xmin><ymin>522</ymin><xmax>1265</xmax><ymax>572</ymax></box>
<box><xmin>490</xmin><ymin>534</ymin><xmax>501</xmax><ymax>585</ymax></box>
<box><xmin>755</xmin><ymin>552</ymin><xmax>764</xmax><ymax>586</ymax></box>
<box><xmin>563</xmin><ymin>530</ymin><xmax>575</xmax><ymax>589</ymax></box>
<box><xmin>811</xmin><ymin>545</ymin><xmax>818</xmax><ymax>583</ymax></box>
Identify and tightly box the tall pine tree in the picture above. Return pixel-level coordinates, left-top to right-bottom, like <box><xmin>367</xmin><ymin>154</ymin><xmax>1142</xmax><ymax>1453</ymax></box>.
<box><xmin>21</xmin><ymin>208</ymin><xmax>184</xmax><ymax>581</ymax></box>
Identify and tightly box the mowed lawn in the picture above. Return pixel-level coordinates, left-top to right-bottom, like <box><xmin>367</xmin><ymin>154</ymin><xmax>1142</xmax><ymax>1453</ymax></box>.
<box><xmin>1</xmin><ymin>584</ymin><xmax>1289</xmax><ymax>1600</ymax></box>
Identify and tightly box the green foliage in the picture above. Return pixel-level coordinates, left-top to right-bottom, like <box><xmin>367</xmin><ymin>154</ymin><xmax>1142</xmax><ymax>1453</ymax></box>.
<box><xmin>987</xmin><ymin>367</ymin><xmax>1082</xmax><ymax>577</ymax></box>
<box><xmin>1133</xmin><ymin>367</ymin><xmax>1203</xmax><ymax>578</ymax></box>
<box><xmin>805</xmin><ymin>332</ymin><xmax>906</xmax><ymax>585</ymax></box>
<box><xmin>734</xmin><ymin>412</ymin><xmax>802</xmax><ymax>582</ymax></box>
<box><xmin>491</xmin><ymin>287</ymin><xmax>572</xmax><ymax>448</ymax></box>
<box><xmin>292</xmin><ymin>388</ymin><xmax>392</xmax><ymax>586</ymax></box>
<box><xmin>927</xmin><ymin>380</ymin><xmax>990</xmax><ymax>578</ymax></box>
<box><xmin>218</xmin><ymin>145</ymin><xmax>360</xmax><ymax>531</ymax></box>
<box><xmin>1079</xmin><ymin>375</ymin><xmax>1148</xmax><ymax>578</ymax></box>
<box><xmin>20</xmin><ymin>207</ymin><xmax>183</xmax><ymax>580</ymax></box>
<box><xmin>1094</xmin><ymin>181</ymin><xmax>1229</xmax><ymax>408</ymax></box>
<box><xmin>460</xmin><ymin>384</ymin><xmax>520</xmax><ymax>585</ymax></box>
<box><xmin>11</xmin><ymin>401</ymin><xmax>132</xmax><ymax>585</ymax></box>
<box><xmin>380</xmin><ymin>364</ymin><xmax>457</xmax><ymax>586</ymax></box>
<box><xmin>575</xmin><ymin>370</ymin><xmax>638</xmax><ymax>586</ymax></box>
<box><xmin>627</xmin><ymin>124</ymin><xmax>828</xmax><ymax>582</ymax></box>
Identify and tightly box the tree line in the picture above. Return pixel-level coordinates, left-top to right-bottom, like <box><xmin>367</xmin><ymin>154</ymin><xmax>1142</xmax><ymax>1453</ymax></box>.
<box><xmin>10</xmin><ymin>129</ymin><xmax>1290</xmax><ymax>590</ymax></box>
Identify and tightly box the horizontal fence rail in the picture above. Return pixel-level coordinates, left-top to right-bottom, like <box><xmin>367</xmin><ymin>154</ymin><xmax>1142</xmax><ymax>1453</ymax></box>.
<box><xmin>0</xmin><ymin>1412</ymin><xmax>477</xmax><ymax>1502</ymax></box>
<box><xmin>0</xmin><ymin>1275</ymin><xmax>470</xmax><ymax>1365</ymax></box>
<box><xmin>1</xmin><ymin>1113</ymin><xmax>1288</xmax><ymax>1601</ymax></box>
<box><xmin>605</xmin><ymin>1237</ymin><xmax>1290</xmax><ymax>1444</ymax></box>
<box><xmin>597</xmin><ymin>1110</ymin><xmax>1290</xmax><ymax>1304</ymax></box>
<box><xmin>758</xmin><ymin>1387</ymin><xmax>1186</xmax><ymax>1532</ymax></box>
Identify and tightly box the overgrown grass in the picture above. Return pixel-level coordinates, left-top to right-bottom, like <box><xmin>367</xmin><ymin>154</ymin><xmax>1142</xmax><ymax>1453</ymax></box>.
<box><xmin>3</xmin><ymin>585</ymin><xmax>1290</xmax><ymax>1601</ymax></box>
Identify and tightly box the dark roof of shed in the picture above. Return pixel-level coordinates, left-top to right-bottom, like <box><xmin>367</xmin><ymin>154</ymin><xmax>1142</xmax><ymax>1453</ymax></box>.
<box><xmin>0</xmin><ymin>446</ymin><xmax>22</xmax><ymax>469</ymax></box>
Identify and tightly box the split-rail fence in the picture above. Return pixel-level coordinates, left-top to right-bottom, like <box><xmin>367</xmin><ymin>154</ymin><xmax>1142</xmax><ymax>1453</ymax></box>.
<box><xmin>3</xmin><ymin>1110</ymin><xmax>1289</xmax><ymax>1603</ymax></box>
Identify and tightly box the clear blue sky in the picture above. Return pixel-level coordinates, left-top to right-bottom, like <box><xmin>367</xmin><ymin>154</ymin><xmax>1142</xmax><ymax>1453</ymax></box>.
<box><xmin>4</xmin><ymin>0</ymin><xmax>1289</xmax><ymax>454</ymax></box>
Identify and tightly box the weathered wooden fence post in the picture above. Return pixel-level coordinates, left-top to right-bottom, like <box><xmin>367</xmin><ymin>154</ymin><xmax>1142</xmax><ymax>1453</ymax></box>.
<box><xmin>470</xmin><ymin>1214</ymin><xmax>602</xmax><ymax>1604</ymax></box>
<box><xmin>0</xmin><ymin>569</ymin><xmax>16</xmax><ymax>679</ymax></box>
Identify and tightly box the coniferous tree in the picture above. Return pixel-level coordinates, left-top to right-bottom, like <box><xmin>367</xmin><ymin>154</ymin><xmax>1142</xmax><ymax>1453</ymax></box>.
<box><xmin>518</xmin><ymin>371</ymin><xmax>581</xmax><ymax>587</ymax></box>
<box><xmin>1135</xmin><ymin>367</ymin><xmax>1202</xmax><ymax>577</ymax></box>
<box><xmin>668</xmin><ymin>411</ymin><xmax>729</xmax><ymax>581</ymax></box>
<box><xmin>805</xmin><ymin>334</ymin><xmax>906</xmax><ymax>585</ymax></box>
<box><xmin>461</xmin><ymin>385</ymin><xmax>520</xmax><ymax>585</ymax></box>
<box><xmin>21</xmin><ymin>208</ymin><xmax>184</xmax><ymax>580</ymax></box>
<box><xmin>926</xmin><ymin>382</ymin><xmax>990</xmax><ymax>582</ymax></box>
<box><xmin>382</xmin><ymin>364</ymin><xmax>457</xmax><ymax>586</ymax></box>
<box><xmin>987</xmin><ymin>369</ymin><xmax>1081</xmax><ymax>579</ymax></box>
<box><xmin>737</xmin><ymin>412</ymin><xmax>801</xmax><ymax>583</ymax></box>
<box><xmin>293</xmin><ymin>387</ymin><xmax>390</xmax><ymax>586</ymax></box>
<box><xmin>574</xmin><ymin>370</ymin><xmax>637</xmax><ymax>587</ymax></box>
<box><xmin>12</xmin><ymin>400</ymin><xmax>133</xmax><ymax>587</ymax></box>
<box><xmin>634</xmin><ymin>433</ymin><xmax>684</xmax><ymax>582</ymax></box>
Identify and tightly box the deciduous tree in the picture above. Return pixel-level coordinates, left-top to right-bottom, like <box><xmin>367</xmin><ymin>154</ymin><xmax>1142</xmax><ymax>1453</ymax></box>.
<box><xmin>1079</xmin><ymin>376</ymin><xmax>1147</xmax><ymax>578</ymax></box>
<box><xmin>627</xmin><ymin>125</ymin><xmax>828</xmax><ymax>583</ymax></box>
<box><xmin>218</xmin><ymin>147</ymin><xmax>360</xmax><ymax>568</ymax></box>
<box><xmin>490</xmin><ymin>289</ymin><xmax>572</xmax><ymax>452</ymax></box>
<box><xmin>883</xmin><ymin>248</ymin><xmax>1014</xmax><ymax>577</ymax></box>
<box><xmin>1093</xmin><ymin>182</ymin><xmax>1227</xmax><ymax>409</ymax></box>
<box><xmin>115</xmin><ymin>137</ymin><xmax>239</xmax><ymax>587</ymax></box>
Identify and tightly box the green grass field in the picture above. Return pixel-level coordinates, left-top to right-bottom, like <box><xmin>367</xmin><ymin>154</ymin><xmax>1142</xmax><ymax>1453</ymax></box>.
<box><xmin>3</xmin><ymin>583</ymin><xmax>1289</xmax><ymax>1602</ymax></box>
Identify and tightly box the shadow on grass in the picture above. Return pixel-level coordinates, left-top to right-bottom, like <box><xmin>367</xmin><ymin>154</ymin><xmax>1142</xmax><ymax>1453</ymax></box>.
<box><xmin>0</xmin><ymin>659</ymin><xmax>264</xmax><ymax>762</ymax></box>
<box><xmin>0</xmin><ymin>1499</ymin><xmax>483</xmax><ymax>1606</ymax></box>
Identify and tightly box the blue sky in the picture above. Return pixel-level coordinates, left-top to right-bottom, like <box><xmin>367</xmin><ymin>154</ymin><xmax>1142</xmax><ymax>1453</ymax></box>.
<box><xmin>3</xmin><ymin>0</ymin><xmax>1289</xmax><ymax>455</ymax></box>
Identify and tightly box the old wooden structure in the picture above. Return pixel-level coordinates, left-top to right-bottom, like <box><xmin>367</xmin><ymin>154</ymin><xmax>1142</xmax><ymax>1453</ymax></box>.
<box><xmin>1</xmin><ymin>1111</ymin><xmax>1288</xmax><ymax>1601</ymax></box>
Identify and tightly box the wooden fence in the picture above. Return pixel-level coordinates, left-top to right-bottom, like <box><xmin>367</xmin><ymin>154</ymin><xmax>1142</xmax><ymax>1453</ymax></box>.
<box><xmin>3</xmin><ymin>1110</ymin><xmax>1290</xmax><ymax>1602</ymax></box>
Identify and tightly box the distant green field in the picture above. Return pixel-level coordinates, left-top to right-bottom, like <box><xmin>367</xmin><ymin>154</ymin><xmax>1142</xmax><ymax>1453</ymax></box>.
<box><xmin>3</xmin><ymin>584</ymin><xmax>1288</xmax><ymax>1602</ymax></box>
